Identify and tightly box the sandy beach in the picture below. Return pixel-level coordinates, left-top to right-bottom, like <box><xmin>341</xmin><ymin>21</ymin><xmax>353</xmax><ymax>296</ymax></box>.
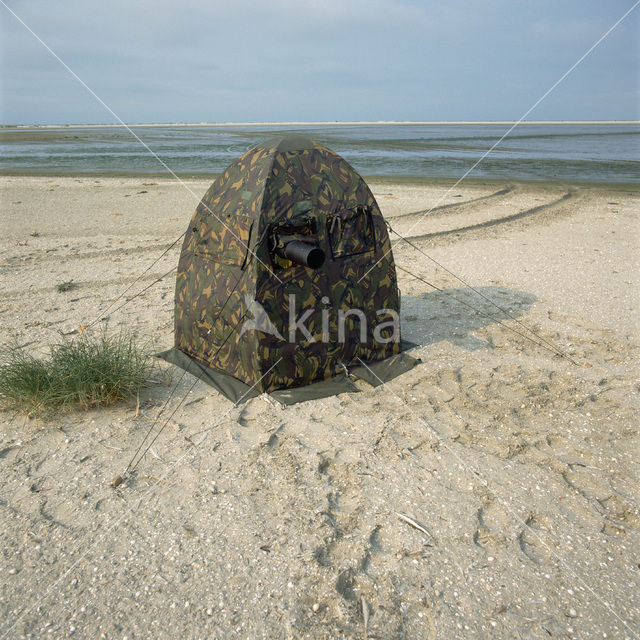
<box><xmin>1</xmin><ymin>175</ymin><xmax>638</xmax><ymax>638</ymax></box>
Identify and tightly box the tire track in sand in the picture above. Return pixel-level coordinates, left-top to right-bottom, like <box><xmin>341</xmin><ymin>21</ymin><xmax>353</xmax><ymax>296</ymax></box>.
<box><xmin>1</xmin><ymin>271</ymin><xmax>174</xmax><ymax>300</ymax></box>
<box><xmin>387</xmin><ymin>184</ymin><xmax>515</xmax><ymax>221</ymax></box>
<box><xmin>1</xmin><ymin>241</ymin><xmax>180</xmax><ymax>269</ymax></box>
<box><xmin>393</xmin><ymin>189</ymin><xmax>577</xmax><ymax>244</ymax></box>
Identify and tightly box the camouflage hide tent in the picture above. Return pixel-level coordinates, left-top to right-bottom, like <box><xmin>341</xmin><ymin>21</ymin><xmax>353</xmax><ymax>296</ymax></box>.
<box><xmin>160</xmin><ymin>135</ymin><xmax>419</xmax><ymax>404</ymax></box>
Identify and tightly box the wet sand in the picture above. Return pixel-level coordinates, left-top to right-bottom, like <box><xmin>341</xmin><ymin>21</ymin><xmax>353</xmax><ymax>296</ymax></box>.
<box><xmin>1</xmin><ymin>176</ymin><xmax>639</xmax><ymax>638</ymax></box>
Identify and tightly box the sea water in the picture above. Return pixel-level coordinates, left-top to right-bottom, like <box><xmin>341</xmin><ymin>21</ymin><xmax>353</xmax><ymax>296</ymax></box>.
<box><xmin>1</xmin><ymin>123</ymin><xmax>638</xmax><ymax>183</ymax></box>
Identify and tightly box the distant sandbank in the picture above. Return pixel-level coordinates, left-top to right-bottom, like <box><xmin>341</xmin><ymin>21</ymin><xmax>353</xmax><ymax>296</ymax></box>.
<box><xmin>4</xmin><ymin>120</ymin><xmax>640</xmax><ymax>129</ymax></box>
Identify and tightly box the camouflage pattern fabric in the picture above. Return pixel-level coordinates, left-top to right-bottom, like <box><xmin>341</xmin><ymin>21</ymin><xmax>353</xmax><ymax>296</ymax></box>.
<box><xmin>174</xmin><ymin>135</ymin><xmax>402</xmax><ymax>394</ymax></box>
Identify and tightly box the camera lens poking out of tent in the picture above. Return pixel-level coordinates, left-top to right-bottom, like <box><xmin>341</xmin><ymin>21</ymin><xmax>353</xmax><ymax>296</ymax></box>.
<box><xmin>281</xmin><ymin>240</ymin><xmax>325</xmax><ymax>269</ymax></box>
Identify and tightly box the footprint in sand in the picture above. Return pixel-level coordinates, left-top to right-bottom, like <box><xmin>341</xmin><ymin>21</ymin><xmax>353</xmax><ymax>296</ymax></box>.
<box><xmin>563</xmin><ymin>466</ymin><xmax>611</xmax><ymax>502</ymax></box>
<box><xmin>545</xmin><ymin>433</ymin><xmax>566</xmax><ymax>448</ymax></box>
<box><xmin>560</xmin><ymin>466</ymin><xmax>640</xmax><ymax>530</ymax></box>
<box><xmin>474</xmin><ymin>499</ymin><xmax>511</xmax><ymax>548</ymax></box>
<box><xmin>518</xmin><ymin>514</ymin><xmax>553</xmax><ymax>565</ymax></box>
<box><xmin>598</xmin><ymin>495</ymin><xmax>639</xmax><ymax>530</ymax></box>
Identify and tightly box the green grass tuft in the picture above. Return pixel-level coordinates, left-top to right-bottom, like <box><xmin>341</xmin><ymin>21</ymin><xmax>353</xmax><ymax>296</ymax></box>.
<box><xmin>0</xmin><ymin>332</ymin><xmax>156</xmax><ymax>416</ymax></box>
<box><xmin>56</xmin><ymin>280</ymin><xmax>76</xmax><ymax>293</ymax></box>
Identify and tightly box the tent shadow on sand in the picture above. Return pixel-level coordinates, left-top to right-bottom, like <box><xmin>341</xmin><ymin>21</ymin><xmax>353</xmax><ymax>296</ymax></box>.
<box><xmin>401</xmin><ymin>286</ymin><xmax>537</xmax><ymax>351</ymax></box>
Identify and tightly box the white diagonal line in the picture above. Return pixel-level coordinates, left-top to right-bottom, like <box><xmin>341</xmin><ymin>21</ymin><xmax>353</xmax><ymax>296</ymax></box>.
<box><xmin>0</xmin><ymin>357</ymin><xmax>282</xmax><ymax>640</ymax></box>
<box><xmin>359</xmin><ymin>0</ymin><xmax>640</xmax><ymax>283</ymax></box>
<box><xmin>0</xmin><ymin>0</ymin><xmax>282</xmax><ymax>285</ymax></box>
<box><xmin>355</xmin><ymin>357</ymin><xmax>638</xmax><ymax>637</ymax></box>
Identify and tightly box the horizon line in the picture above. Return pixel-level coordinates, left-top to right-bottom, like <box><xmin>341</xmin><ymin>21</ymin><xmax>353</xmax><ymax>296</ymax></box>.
<box><xmin>3</xmin><ymin>119</ymin><xmax>640</xmax><ymax>129</ymax></box>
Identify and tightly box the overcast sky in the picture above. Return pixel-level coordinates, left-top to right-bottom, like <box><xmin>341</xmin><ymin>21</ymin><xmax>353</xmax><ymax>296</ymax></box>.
<box><xmin>1</xmin><ymin>0</ymin><xmax>638</xmax><ymax>125</ymax></box>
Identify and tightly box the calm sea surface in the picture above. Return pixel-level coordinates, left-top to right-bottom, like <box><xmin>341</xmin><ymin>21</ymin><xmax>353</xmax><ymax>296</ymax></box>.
<box><xmin>1</xmin><ymin>123</ymin><xmax>638</xmax><ymax>183</ymax></box>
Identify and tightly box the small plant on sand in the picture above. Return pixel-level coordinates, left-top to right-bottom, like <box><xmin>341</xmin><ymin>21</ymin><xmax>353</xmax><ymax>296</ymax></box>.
<box><xmin>0</xmin><ymin>332</ymin><xmax>156</xmax><ymax>416</ymax></box>
<box><xmin>56</xmin><ymin>280</ymin><xmax>77</xmax><ymax>293</ymax></box>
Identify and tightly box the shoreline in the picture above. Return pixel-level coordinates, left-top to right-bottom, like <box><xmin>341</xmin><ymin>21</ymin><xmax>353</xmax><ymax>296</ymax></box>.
<box><xmin>3</xmin><ymin>120</ymin><xmax>640</xmax><ymax>130</ymax></box>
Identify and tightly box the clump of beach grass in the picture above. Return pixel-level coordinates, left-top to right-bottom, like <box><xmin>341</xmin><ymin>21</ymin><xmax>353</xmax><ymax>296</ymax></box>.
<box><xmin>0</xmin><ymin>332</ymin><xmax>156</xmax><ymax>417</ymax></box>
<box><xmin>56</xmin><ymin>280</ymin><xmax>76</xmax><ymax>293</ymax></box>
